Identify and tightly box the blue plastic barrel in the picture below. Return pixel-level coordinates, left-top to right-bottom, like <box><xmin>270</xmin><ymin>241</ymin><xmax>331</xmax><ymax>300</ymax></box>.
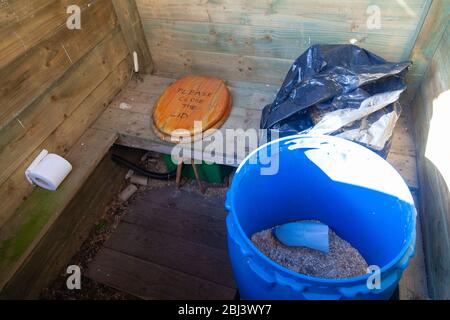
<box><xmin>225</xmin><ymin>135</ymin><xmax>416</xmax><ymax>300</ymax></box>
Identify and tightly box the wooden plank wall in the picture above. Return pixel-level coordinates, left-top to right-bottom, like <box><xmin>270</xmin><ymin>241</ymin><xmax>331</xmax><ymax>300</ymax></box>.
<box><xmin>0</xmin><ymin>146</ymin><xmax>145</xmax><ymax>299</ymax></box>
<box><xmin>411</xmin><ymin>22</ymin><xmax>449</xmax><ymax>299</ymax></box>
<box><xmin>136</xmin><ymin>0</ymin><xmax>432</xmax><ymax>85</ymax></box>
<box><xmin>406</xmin><ymin>0</ymin><xmax>450</xmax><ymax>102</ymax></box>
<box><xmin>112</xmin><ymin>0</ymin><xmax>154</xmax><ymax>74</ymax></box>
<box><xmin>0</xmin><ymin>0</ymin><xmax>132</xmax><ymax>256</ymax></box>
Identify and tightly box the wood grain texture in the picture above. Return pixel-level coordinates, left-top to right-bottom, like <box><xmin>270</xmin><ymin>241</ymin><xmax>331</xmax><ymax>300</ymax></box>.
<box><xmin>406</xmin><ymin>0</ymin><xmax>450</xmax><ymax>101</ymax></box>
<box><xmin>0</xmin><ymin>0</ymin><xmax>53</xmax><ymax>23</ymax></box>
<box><xmin>153</xmin><ymin>75</ymin><xmax>231</xmax><ymax>140</ymax></box>
<box><xmin>0</xmin><ymin>146</ymin><xmax>141</xmax><ymax>299</ymax></box>
<box><xmin>112</xmin><ymin>0</ymin><xmax>154</xmax><ymax>74</ymax></box>
<box><xmin>0</xmin><ymin>0</ymin><xmax>132</xmax><ymax>228</ymax></box>
<box><xmin>411</xmin><ymin>22</ymin><xmax>449</xmax><ymax>299</ymax></box>
<box><xmin>136</xmin><ymin>0</ymin><xmax>432</xmax><ymax>84</ymax></box>
<box><xmin>88</xmin><ymin>248</ymin><xmax>235</xmax><ymax>300</ymax></box>
<box><xmin>0</xmin><ymin>0</ymin><xmax>117</xmax><ymax>128</ymax></box>
<box><xmin>153</xmin><ymin>49</ymin><xmax>291</xmax><ymax>85</ymax></box>
<box><xmin>390</xmin><ymin>113</ymin><xmax>417</xmax><ymax>157</ymax></box>
<box><xmin>388</xmin><ymin>110</ymin><xmax>418</xmax><ymax>189</ymax></box>
<box><xmin>137</xmin><ymin>0</ymin><xmax>430</xmax><ymax>37</ymax></box>
<box><xmin>399</xmin><ymin>191</ymin><xmax>429</xmax><ymax>300</ymax></box>
<box><xmin>105</xmin><ymin>223</ymin><xmax>235</xmax><ymax>288</ymax></box>
<box><xmin>88</xmin><ymin>186</ymin><xmax>235</xmax><ymax>299</ymax></box>
<box><xmin>0</xmin><ymin>57</ymin><xmax>132</xmax><ymax>229</ymax></box>
<box><xmin>0</xmin><ymin>128</ymin><xmax>117</xmax><ymax>291</ymax></box>
<box><xmin>92</xmin><ymin>74</ymin><xmax>419</xmax><ymax>189</ymax></box>
<box><xmin>0</xmin><ymin>0</ymin><xmax>92</xmax><ymax>70</ymax></box>
<box><xmin>386</xmin><ymin>152</ymin><xmax>419</xmax><ymax>190</ymax></box>
<box><xmin>0</xmin><ymin>28</ymin><xmax>130</xmax><ymax>189</ymax></box>
<box><xmin>122</xmin><ymin>200</ymin><xmax>228</xmax><ymax>250</ymax></box>
<box><xmin>143</xmin><ymin>19</ymin><xmax>412</xmax><ymax>62</ymax></box>
<box><xmin>0</xmin><ymin>0</ymin><xmax>51</xmax><ymax>30</ymax></box>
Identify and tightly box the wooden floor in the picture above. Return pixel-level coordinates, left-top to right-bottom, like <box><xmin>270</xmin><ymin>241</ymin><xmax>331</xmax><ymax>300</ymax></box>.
<box><xmin>88</xmin><ymin>74</ymin><xmax>428</xmax><ymax>299</ymax></box>
<box><xmin>87</xmin><ymin>186</ymin><xmax>236</xmax><ymax>300</ymax></box>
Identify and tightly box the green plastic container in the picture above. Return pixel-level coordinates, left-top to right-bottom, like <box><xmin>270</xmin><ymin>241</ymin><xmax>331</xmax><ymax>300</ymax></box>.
<box><xmin>162</xmin><ymin>154</ymin><xmax>234</xmax><ymax>183</ymax></box>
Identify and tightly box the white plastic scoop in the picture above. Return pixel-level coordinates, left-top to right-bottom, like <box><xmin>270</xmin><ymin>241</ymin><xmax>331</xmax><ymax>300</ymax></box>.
<box><xmin>273</xmin><ymin>221</ymin><xmax>330</xmax><ymax>253</ymax></box>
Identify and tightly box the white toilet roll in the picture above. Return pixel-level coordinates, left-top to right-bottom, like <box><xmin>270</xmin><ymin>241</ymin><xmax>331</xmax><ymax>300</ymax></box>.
<box><xmin>25</xmin><ymin>149</ymin><xmax>72</xmax><ymax>191</ymax></box>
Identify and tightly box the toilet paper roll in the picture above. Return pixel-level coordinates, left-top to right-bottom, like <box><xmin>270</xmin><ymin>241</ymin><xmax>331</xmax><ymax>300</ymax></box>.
<box><xmin>25</xmin><ymin>149</ymin><xmax>72</xmax><ymax>191</ymax></box>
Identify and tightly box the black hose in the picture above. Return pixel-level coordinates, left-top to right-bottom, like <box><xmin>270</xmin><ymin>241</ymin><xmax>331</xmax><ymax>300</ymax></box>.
<box><xmin>111</xmin><ymin>153</ymin><xmax>177</xmax><ymax>180</ymax></box>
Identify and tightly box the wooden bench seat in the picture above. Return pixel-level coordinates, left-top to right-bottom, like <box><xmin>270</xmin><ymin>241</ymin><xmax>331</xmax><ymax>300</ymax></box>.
<box><xmin>0</xmin><ymin>128</ymin><xmax>119</xmax><ymax>297</ymax></box>
<box><xmin>92</xmin><ymin>75</ymin><xmax>276</xmax><ymax>165</ymax></box>
<box><xmin>93</xmin><ymin>74</ymin><xmax>419</xmax><ymax>189</ymax></box>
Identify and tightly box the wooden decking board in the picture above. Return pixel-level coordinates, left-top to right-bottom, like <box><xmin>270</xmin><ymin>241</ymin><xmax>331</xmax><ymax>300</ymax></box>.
<box><xmin>121</xmin><ymin>191</ymin><xmax>228</xmax><ymax>250</ymax></box>
<box><xmin>88</xmin><ymin>247</ymin><xmax>236</xmax><ymax>300</ymax></box>
<box><xmin>104</xmin><ymin>222</ymin><xmax>235</xmax><ymax>288</ymax></box>
<box><xmin>387</xmin><ymin>107</ymin><xmax>419</xmax><ymax>189</ymax></box>
<box><xmin>132</xmin><ymin>187</ymin><xmax>227</xmax><ymax>212</ymax></box>
<box><xmin>386</xmin><ymin>152</ymin><xmax>419</xmax><ymax>190</ymax></box>
<box><xmin>399</xmin><ymin>191</ymin><xmax>429</xmax><ymax>300</ymax></box>
<box><xmin>88</xmin><ymin>186</ymin><xmax>235</xmax><ymax>299</ymax></box>
<box><xmin>390</xmin><ymin>113</ymin><xmax>417</xmax><ymax>157</ymax></box>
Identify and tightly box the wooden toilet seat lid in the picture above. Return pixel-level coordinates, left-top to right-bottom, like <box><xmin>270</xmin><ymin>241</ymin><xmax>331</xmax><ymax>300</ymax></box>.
<box><xmin>152</xmin><ymin>75</ymin><xmax>231</xmax><ymax>142</ymax></box>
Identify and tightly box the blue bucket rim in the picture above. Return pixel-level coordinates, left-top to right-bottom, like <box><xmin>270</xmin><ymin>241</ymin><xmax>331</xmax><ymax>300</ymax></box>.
<box><xmin>228</xmin><ymin>134</ymin><xmax>417</xmax><ymax>285</ymax></box>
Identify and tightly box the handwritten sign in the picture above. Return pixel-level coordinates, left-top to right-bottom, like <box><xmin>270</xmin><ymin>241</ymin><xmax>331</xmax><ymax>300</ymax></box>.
<box><xmin>153</xmin><ymin>76</ymin><xmax>231</xmax><ymax>141</ymax></box>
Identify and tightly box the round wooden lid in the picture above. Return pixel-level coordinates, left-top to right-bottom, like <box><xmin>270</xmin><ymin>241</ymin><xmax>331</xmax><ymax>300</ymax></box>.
<box><xmin>152</xmin><ymin>75</ymin><xmax>231</xmax><ymax>142</ymax></box>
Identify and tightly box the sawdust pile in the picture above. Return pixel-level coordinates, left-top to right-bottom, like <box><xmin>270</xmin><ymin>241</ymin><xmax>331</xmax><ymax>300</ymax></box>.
<box><xmin>251</xmin><ymin>226</ymin><xmax>368</xmax><ymax>279</ymax></box>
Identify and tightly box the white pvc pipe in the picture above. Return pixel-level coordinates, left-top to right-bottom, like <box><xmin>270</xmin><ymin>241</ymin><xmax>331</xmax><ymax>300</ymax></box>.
<box><xmin>133</xmin><ymin>51</ymin><xmax>139</xmax><ymax>73</ymax></box>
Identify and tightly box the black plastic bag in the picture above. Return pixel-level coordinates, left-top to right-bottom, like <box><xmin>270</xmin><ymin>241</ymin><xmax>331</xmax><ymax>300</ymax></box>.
<box><xmin>260</xmin><ymin>45</ymin><xmax>411</xmax><ymax>154</ymax></box>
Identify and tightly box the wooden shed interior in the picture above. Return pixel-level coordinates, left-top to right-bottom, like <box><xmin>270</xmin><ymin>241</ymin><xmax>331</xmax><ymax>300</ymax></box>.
<box><xmin>0</xmin><ymin>0</ymin><xmax>448</xmax><ymax>299</ymax></box>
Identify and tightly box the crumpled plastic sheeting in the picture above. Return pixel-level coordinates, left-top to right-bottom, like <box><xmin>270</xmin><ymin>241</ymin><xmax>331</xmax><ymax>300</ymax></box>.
<box><xmin>260</xmin><ymin>45</ymin><xmax>411</xmax><ymax>154</ymax></box>
<box><xmin>335</xmin><ymin>102</ymin><xmax>401</xmax><ymax>151</ymax></box>
<box><xmin>306</xmin><ymin>90</ymin><xmax>402</xmax><ymax>136</ymax></box>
